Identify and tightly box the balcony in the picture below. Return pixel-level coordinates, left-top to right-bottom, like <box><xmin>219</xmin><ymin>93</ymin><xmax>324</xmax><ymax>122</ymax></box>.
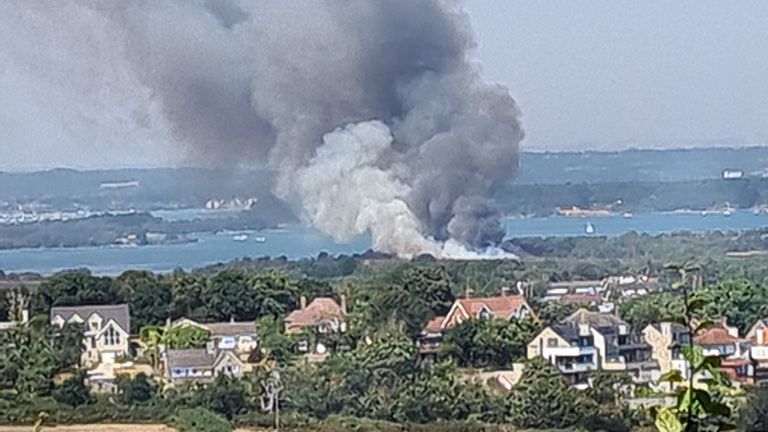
<box><xmin>558</xmin><ymin>362</ymin><xmax>596</xmax><ymax>373</ymax></box>
<box><xmin>751</xmin><ymin>345</ymin><xmax>768</xmax><ymax>360</ymax></box>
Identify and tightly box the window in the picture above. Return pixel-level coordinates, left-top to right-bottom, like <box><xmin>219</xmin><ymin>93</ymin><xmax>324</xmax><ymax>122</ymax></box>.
<box><xmin>103</xmin><ymin>326</ymin><xmax>121</xmax><ymax>345</ymax></box>
<box><xmin>547</xmin><ymin>338</ymin><xmax>558</xmax><ymax>347</ymax></box>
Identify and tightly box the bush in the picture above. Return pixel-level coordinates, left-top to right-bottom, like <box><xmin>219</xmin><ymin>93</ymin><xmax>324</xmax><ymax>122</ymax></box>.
<box><xmin>51</xmin><ymin>374</ymin><xmax>90</xmax><ymax>407</ymax></box>
<box><xmin>170</xmin><ymin>408</ymin><xmax>232</xmax><ymax>432</ymax></box>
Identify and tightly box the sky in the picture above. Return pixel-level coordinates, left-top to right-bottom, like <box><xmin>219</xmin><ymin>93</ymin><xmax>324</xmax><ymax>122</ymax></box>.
<box><xmin>1</xmin><ymin>0</ymin><xmax>767</xmax><ymax>170</ymax></box>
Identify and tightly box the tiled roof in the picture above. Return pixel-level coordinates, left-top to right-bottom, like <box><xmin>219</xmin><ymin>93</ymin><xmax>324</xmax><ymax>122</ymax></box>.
<box><xmin>205</xmin><ymin>322</ymin><xmax>256</xmax><ymax>337</ymax></box>
<box><xmin>166</xmin><ymin>349</ymin><xmax>215</xmax><ymax>369</ymax></box>
<box><xmin>285</xmin><ymin>297</ymin><xmax>344</xmax><ymax>330</ymax></box>
<box><xmin>456</xmin><ymin>295</ymin><xmax>528</xmax><ymax>319</ymax></box>
<box><xmin>50</xmin><ymin>304</ymin><xmax>130</xmax><ymax>333</ymax></box>
<box><xmin>423</xmin><ymin>316</ymin><xmax>444</xmax><ymax>334</ymax></box>
<box><xmin>694</xmin><ymin>327</ymin><xmax>745</xmax><ymax>346</ymax></box>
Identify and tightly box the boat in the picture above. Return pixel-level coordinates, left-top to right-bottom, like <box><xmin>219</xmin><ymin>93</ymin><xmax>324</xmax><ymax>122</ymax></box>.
<box><xmin>254</xmin><ymin>236</ymin><xmax>267</xmax><ymax>243</ymax></box>
<box><xmin>622</xmin><ymin>211</ymin><xmax>633</xmax><ymax>219</ymax></box>
<box><xmin>232</xmin><ymin>234</ymin><xmax>248</xmax><ymax>242</ymax></box>
<box><xmin>585</xmin><ymin>222</ymin><xmax>595</xmax><ymax>234</ymax></box>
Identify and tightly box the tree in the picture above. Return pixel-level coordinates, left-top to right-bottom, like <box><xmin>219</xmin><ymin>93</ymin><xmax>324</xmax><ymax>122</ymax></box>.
<box><xmin>401</xmin><ymin>264</ymin><xmax>454</xmax><ymax>316</ymax></box>
<box><xmin>114</xmin><ymin>270</ymin><xmax>172</xmax><ymax>332</ymax></box>
<box><xmin>255</xmin><ymin>316</ymin><xmax>296</xmax><ymax>365</ymax></box>
<box><xmin>508</xmin><ymin>357</ymin><xmax>594</xmax><ymax>429</ymax></box>
<box><xmin>441</xmin><ymin>317</ymin><xmax>538</xmax><ymax>367</ymax></box>
<box><xmin>697</xmin><ymin>279</ymin><xmax>768</xmax><ymax>335</ymax></box>
<box><xmin>739</xmin><ymin>387</ymin><xmax>768</xmax><ymax>431</ymax></box>
<box><xmin>620</xmin><ymin>291</ymin><xmax>685</xmax><ymax>330</ymax></box>
<box><xmin>30</xmin><ymin>270</ymin><xmax>120</xmax><ymax>317</ymax></box>
<box><xmin>191</xmin><ymin>375</ymin><xmax>250</xmax><ymax>420</ymax></box>
<box><xmin>52</xmin><ymin>322</ymin><xmax>85</xmax><ymax>372</ymax></box>
<box><xmin>169</xmin><ymin>271</ymin><xmax>207</xmax><ymax>320</ymax></box>
<box><xmin>51</xmin><ymin>372</ymin><xmax>90</xmax><ymax>407</ymax></box>
<box><xmin>117</xmin><ymin>373</ymin><xmax>156</xmax><ymax>404</ymax></box>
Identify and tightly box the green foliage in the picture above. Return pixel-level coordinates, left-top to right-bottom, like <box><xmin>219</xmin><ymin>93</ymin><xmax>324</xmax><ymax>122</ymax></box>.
<box><xmin>188</xmin><ymin>375</ymin><xmax>250</xmax><ymax>420</ymax></box>
<box><xmin>256</xmin><ymin>315</ymin><xmax>297</xmax><ymax>364</ymax></box>
<box><xmin>114</xmin><ymin>270</ymin><xmax>172</xmax><ymax>331</ymax></box>
<box><xmin>739</xmin><ymin>387</ymin><xmax>768</xmax><ymax>432</ymax></box>
<box><xmin>0</xmin><ymin>316</ymin><xmax>63</xmax><ymax>397</ymax></box>
<box><xmin>696</xmin><ymin>279</ymin><xmax>768</xmax><ymax>335</ymax></box>
<box><xmin>621</xmin><ymin>291</ymin><xmax>685</xmax><ymax>330</ymax></box>
<box><xmin>202</xmin><ymin>269</ymin><xmax>299</xmax><ymax>321</ymax></box>
<box><xmin>117</xmin><ymin>373</ymin><xmax>156</xmax><ymax>404</ymax></box>
<box><xmin>170</xmin><ymin>407</ymin><xmax>232</xmax><ymax>432</ymax></box>
<box><xmin>508</xmin><ymin>357</ymin><xmax>595</xmax><ymax>429</ymax></box>
<box><xmin>30</xmin><ymin>270</ymin><xmax>121</xmax><ymax>317</ymax></box>
<box><xmin>654</xmin><ymin>263</ymin><xmax>735</xmax><ymax>432</ymax></box>
<box><xmin>51</xmin><ymin>373</ymin><xmax>90</xmax><ymax>407</ymax></box>
<box><xmin>441</xmin><ymin>318</ymin><xmax>538</xmax><ymax>368</ymax></box>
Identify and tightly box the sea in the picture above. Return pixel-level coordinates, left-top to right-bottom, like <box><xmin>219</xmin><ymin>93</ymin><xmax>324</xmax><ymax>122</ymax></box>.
<box><xmin>1</xmin><ymin>210</ymin><xmax>767</xmax><ymax>275</ymax></box>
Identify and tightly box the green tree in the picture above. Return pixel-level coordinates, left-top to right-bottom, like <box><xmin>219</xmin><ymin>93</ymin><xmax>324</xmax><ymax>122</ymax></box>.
<box><xmin>255</xmin><ymin>316</ymin><xmax>296</xmax><ymax>365</ymax></box>
<box><xmin>114</xmin><ymin>270</ymin><xmax>171</xmax><ymax>331</ymax></box>
<box><xmin>51</xmin><ymin>372</ymin><xmax>91</xmax><ymax>407</ymax></box>
<box><xmin>739</xmin><ymin>387</ymin><xmax>768</xmax><ymax>432</ymax></box>
<box><xmin>441</xmin><ymin>317</ymin><xmax>538</xmax><ymax>367</ymax></box>
<box><xmin>30</xmin><ymin>270</ymin><xmax>120</xmax><ymax>317</ymax></box>
<box><xmin>191</xmin><ymin>375</ymin><xmax>250</xmax><ymax>420</ymax></box>
<box><xmin>52</xmin><ymin>322</ymin><xmax>85</xmax><ymax>372</ymax></box>
<box><xmin>509</xmin><ymin>357</ymin><xmax>594</xmax><ymax>429</ymax></box>
<box><xmin>117</xmin><ymin>373</ymin><xmax>156</xmax><ymax>404</ymax></box>
<box><xmin>697</xmin><ymin>279</ymin><xmax>768</xmax><ymax>335</ymax></box>
<box><xmin>169</xmin><ymin>271</ymin><xmax>207</xmax><ymax>320</ymax></box>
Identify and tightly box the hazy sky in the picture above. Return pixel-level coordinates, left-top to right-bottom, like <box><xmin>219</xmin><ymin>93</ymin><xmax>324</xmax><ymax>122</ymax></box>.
<box><xmin>2</xmin><ymin>1</ymin><xmax>767</xmax><ymax>170</ymax></box>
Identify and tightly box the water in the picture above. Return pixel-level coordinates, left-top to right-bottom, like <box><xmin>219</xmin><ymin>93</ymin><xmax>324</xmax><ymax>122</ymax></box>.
<box><xmin>1</xmin><ymin>211</ymin><xmax>767</xmax><ymax>275</ymax></box>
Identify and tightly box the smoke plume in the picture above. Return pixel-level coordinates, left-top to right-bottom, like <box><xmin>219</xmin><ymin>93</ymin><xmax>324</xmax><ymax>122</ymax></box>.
<box><xmin>5</xmin><ymin>0</ymin><xmax>524</xmax><ymax>258</ymax></box>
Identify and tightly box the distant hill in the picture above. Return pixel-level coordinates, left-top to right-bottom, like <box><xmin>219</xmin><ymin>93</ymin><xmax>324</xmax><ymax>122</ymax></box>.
<box><xmin>517</xmin><ymin>146</ymin><xmax>768</xmax><ymax>184</ymax></box>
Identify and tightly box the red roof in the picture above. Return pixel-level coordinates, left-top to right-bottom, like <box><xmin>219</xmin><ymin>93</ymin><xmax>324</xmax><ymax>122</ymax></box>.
<box><xmin>423</xmin><ymin>316</ymin><xmax>444</xmax><ymax>334</ymax></box>
<box><xmin>285</xmin><ymin>298</ymin><xmax>344</xmax><ymax>332</ymax></box>
<box><xmin>694</xmin><ymin>327</ymin><xmax>745</xmax><ymax>346</ymax></box>
<box><xmin>456</xmin><ymin>295</ymin><xmax>528</xmax><ymax>319</ymax></box>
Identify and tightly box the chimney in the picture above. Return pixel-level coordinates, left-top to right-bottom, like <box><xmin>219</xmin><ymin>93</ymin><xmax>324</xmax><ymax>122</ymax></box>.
<box><xmin>501</xmin><ymin>286</ymin><xmax>511</xmax><ymax>297</ymax></box>
<box><xmin>340</xmin><ymin>294</ymin><xmax>347</xmax><ymax>315</ymax></box>
<box><xmin>300</xmin><ymin>296</ymin><xmax>307</xmax><ymax>310</ymax></box>
<box><xmin>758</xmin><ymin>329</ymin><xmax>765</xmax><ymax>345</ymax></box>
<box><xmin>20</xmin><ymin>309</ymin><xmax>29</xmax><ymax>324</ymax></box>
<box><xmin>230</xmin><ymin>316</ymin><xmax>235</xmax><ymax>324</ymax></box>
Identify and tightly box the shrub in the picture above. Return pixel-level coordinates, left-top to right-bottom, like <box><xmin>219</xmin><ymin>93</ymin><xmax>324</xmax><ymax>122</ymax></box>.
<box><xmin>170</xmin><ymin>408</ymin><xmax>232</xmax><ymax>432</ymax></box>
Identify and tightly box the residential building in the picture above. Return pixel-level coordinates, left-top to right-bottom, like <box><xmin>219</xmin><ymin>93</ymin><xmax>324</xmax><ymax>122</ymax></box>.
<box><xmin>417</xmin><ymin>293</ymin><xmax>533</xmax><ymax>356</ymax></box>
<box><xmin>527</xmin><ymin>324</ymin><xmax>599</xmax><ymax>387</ymax></box>
<box><xmin>165</xmin><ymin>348</ymin><xmax>243</xmax><ymax>385</ymax></box>
<box><xmin>529</xmin><ymin>309</ymin><xmax>658</xmax><ymax>386</ymax></box>
<box><xmin>285</xmin><ymin>296</ymin><xmax>347</xmax><ymax>355</ymax></box>
<box><xmin>693</xmin><ymin>319</ymin><xmax>752</xmax><ymax>384</ymax></box>
<box><xmin>642</xmin><ymin>322</ymin><xmax>690</xmax><ymax>378</ymax></box>
<box><xmin>171</xmin><ymin>317</ymin><xmax>258</xmax><ymax>360</ymax></box>
<box><xmin>747</xmin><ymin>318</ymin><xmax>768</xmax><ymax>383</ymax></box>
<box><xmin>544</xmin><ymin>280</ymin><xmax>603</xmax><ymax>303</ymax></box>
<box><xmin>50</xmin><ymin>304</ymin><xmax>131</xmax><ymax>367</ymax></box>
<box><xmin>284</xmin><ymin>296</ymin><xmax>346</xmax><ymax>335</ymax></box>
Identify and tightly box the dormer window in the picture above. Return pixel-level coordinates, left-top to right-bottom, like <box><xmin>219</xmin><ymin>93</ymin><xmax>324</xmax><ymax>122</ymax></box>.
<box><xmin>103</xmin><ymin>326</ymin><xmax>121</xmax><ymax>346</ymax></box>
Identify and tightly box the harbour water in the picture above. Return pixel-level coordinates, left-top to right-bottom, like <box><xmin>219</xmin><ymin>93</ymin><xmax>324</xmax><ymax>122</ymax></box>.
<box><xmin>1</xmin><ymin>210</ymin><xmax>766</xmax><ymax>275</ymax></box>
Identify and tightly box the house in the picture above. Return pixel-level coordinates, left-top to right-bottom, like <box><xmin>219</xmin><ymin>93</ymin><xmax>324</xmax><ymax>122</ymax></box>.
<box><xmin>642</xmin><ymin>322</ymin><xmax>690</xmax><ymax>378</ymax></box>
<box><xmin>50</xmin><ymin>304</ymin><xmax>131</xmax><ymax>367</ymax></box>
<box><xmin>171</xmin><ymin>317</ymin><xmax>258</xmax><ymax>359</ymax></box>
<box><xmin>165</xmin><ymin>348</ymin><xmax>243</xmax><ymax>385</ymax></box>
<box><xmin>645</xmin><ymin>319</ymin><xmax>752</xmax><ymax>386</ymax></box>
<box><xmin>284</xmin><ymin>296</ymin><xmax>347</xmax><ymax>355</ymax></box>
<box><xmin>418</xmin><ymin>293</ymin><xmax>533</xmax><ymax>356</ymax></box>
<box><xmin>527</xmin><ymin>324</ymin><xmax>599</xmax><ymax>387</ymax></box>
<box><xmin>544</xmin><ymin>280</ymin><xmax>603</xmax><ymax>303</ymax></box>
<box><xmin>529</xmin><ymin>309</ymin><xmax>659</xmax><ymax>386</ymax></box>
<box><xmin>693</xmin><ymin>319</ymin><xmax>752</xmax><ymax>384</ymax></box>
<box><xmin>747</xmin><ymin>318</ymin><xmax>768</xmax><ymax>383</ymax></box>
<box><xmin>284</xmin><ymin>296</ymin><xmax>346</xmax><ymax>335</ymax></box>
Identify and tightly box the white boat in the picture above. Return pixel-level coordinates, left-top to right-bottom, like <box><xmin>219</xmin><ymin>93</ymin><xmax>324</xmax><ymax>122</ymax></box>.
<box><xmin>254</xmin><ymin>236</ymin><xmax>267</xmax><ymax>243</ymax></box>
<box><xmin>232</xmin><ymin>234</ymin><xmax>248</xmax><ymax>242</ymax></box>
<box><xmin>585</xmin><ymin>222</ymin><xmax>595</xmax><ymax>234</ymax></box>
<box><xmin>622</xmin><ymin>211</ymin><xmax>633</xmax><ymax>219</ymax></box>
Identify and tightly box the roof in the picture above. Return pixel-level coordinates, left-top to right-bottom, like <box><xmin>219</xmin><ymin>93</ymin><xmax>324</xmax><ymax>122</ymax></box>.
<box><xmin>551</xmin><ymin>324</ymin><xmax>580</xmax><ymax>344</ymax></box>
<box><xmin>561</xmin><ymin>293</ymin><xmax>601</xmax><ymax>304</ymax></box>
<box><xmin>694</xmin><ymin>327</ymin><xmax>746</xmax><ymax>346</ymax></box>
<box><xmin>423</xmin><ymin>316</ymin><xmax>444</xmax><ymax>334</ymax></box>
<box><xmin>285</xmin><ymin>297</ymin><xmax>344</xmax><ymax>329</ymax></box>
<box><xmin>50</xmin><ymin>304</ymin><xmax>130</xmax><ymax>333</ymax></box>
<box><xmin>455</xmin><ymin>295</ymin><xmax>528</xmax><ymax>319</ymax></box>
<box><xmin>205</xmin><ymin>322</ymin><xmax>256</xmax><ymax>337</ymax></box>
<box><xmin>562</xmin><ymin>309</ymin><xmax>627</xmax><ymax>328</ymax></box>
<box><xmin>166</xmin><ymin>349</ymin><xmax>215</xmax><ymax>369</ymax></box>
<box><xmin>548</xmin><ymin>280</ymin><xmax>603</xmax><ymax>289</ymax></box>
